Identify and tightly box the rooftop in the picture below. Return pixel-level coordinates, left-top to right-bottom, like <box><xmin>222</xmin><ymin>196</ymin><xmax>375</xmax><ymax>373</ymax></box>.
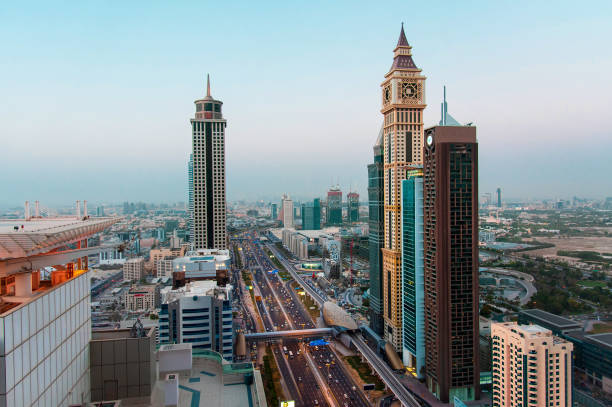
<box><xmin>520</xmin><ymin>309</ymin><xmax>581</xmax><ymax>330</ymax></box>
<box><xmin>161</xmin><ymin>280</ymin><xmax>232</xmax><ymax>303</ymax></box>
<box><xmin>150</xmin><ymin>350</ymin><xmax>265</xmax><ymax>407</ymax></box>
<box><xmin>0</xmin><ymin>217</ymin><xmax>120</xmax><ymax>260</ymax></box>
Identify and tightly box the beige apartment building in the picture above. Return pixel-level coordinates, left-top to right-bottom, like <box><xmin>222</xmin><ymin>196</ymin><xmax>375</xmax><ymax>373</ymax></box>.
<box><xmin>491</xmin><ymin>322</ymin><xmax>573</xmax><ymax>407</ymax></box>
<box><xmin>125</xmin><ymin>284</ymin><xmax>160</xmax><ymax>311</ymax></box>
<box><xmin>123</xmin><ymin>257</ymin><xmax>145</xmax><ymax>281</ymax></box>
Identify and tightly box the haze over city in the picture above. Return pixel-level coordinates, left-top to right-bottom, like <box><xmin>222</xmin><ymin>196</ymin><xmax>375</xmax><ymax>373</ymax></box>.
<box><xmin>2</xmin><ymin>0</ymin><xmax>611</xmax><ymax>207</ymax></box>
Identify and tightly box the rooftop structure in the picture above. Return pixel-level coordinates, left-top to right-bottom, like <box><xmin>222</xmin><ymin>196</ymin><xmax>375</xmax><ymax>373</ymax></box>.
<box><xmin>518</xmin><ymin>309</ymin><xmax>581</xmax><ymax>334</ymax></box>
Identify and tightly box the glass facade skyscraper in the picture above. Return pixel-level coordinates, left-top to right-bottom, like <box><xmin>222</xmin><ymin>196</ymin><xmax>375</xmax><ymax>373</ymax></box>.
<box><xmin>368</xmin><ymin>127</ymin><xmax>384</xmax><ymax>335</ymax></box>
<box><xmin>401</xmin><ymin>172</ymin><xmax>425</xmax><ymax>378</ymax></box>
<box><xmin>301</xmin><ymin>198</ymin><xmax>321</xmax><ymax>230</ymax></box>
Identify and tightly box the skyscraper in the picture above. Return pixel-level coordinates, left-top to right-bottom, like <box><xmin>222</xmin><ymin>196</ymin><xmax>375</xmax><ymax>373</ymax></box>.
<box><xmin>190</xmin><ymin>75</ymin><xmax>227</xmax><ymax>250</ymax></box>
<box><xmin>347</xmin><ymin>192</ymin><xmax>360</xmax><ymax>223</ymax></box>
<box><xmin>270</xmin><ymin>203</ymin><xmax>278</xmax><ymax>220</ymax></box>
<box><xmin>301</xmin><ymin>198</ymin><xmax>321</xmax><ymax>230</ymax></box>
<box><xmin>188</xmin><ymin>153</ymin><xmax>193</xmax><ymax>242</ymax></box>
<box><xmin>496</xmin><ymin>187</ymin><xmax>502</xmax><ymax>208</ymax></box>
<box><xmin>491</xmin><ymin>322</ymin><xmax>573</xmax><ymax>407</ymax></box>
<box><xmin>282</xmin><ymin>194</ymin><xmax>294</xmax><ymax>228</ymax></box>
<box><xmin>326</xmin><ymin>186</ymin><xmax>342</xmax><ymax>225</ymax></box>
<box><xmin>401</xmin><ymin>171</ymin><xmax>425</xmax><ymax>378</ymax></box>
<box><xmin>381</xmin><ymin>24</ymin><xmax>427</xmax><ymax>351</ymax></box>
<box><xmin>423</xmin><ymin>125</ymin><xmax>479</xmax><ymax>402</ymax></box>
<box><xmin>368</xmin><ymin>126</ymin><xmax>384</xmax><ymax>335</ymax></box>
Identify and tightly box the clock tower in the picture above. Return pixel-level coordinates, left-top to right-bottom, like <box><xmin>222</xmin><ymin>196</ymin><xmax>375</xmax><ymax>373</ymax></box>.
<box><xmin>381</xmin><ymin>24</ymin><xmax>426</xmax><ymax>352</ymax></box>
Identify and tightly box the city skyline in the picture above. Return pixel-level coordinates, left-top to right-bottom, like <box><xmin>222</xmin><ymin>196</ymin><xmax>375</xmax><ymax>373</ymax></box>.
<box><xmin>2</xmin><ymin>1</ymin><xmax>612</xmax><ymax>208</ymax></box>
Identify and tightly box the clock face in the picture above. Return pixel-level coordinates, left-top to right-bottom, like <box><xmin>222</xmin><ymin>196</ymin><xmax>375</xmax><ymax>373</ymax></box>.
<box><xmin>400</xmin><ymin>81</ymin><xmax>421</xmax><ymax>103</ymax></box>
<box><xmin>426</xmin><ymin>135</ymin><xmax>433</xmax><ymax>146</ymax></box>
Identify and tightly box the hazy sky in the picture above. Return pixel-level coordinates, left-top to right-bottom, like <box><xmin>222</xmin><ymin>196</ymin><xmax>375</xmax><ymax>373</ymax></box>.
<box><xmin>2</xmin><ymin>1</ymin><xmax>611</xmax><ymax>208</ymax></box>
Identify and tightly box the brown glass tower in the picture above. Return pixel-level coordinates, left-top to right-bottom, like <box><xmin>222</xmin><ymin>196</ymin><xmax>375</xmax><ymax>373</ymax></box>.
<box><xmin>423</xmin><ymin>125</ymin><xmax>480</xmax><ymax>403</ymax></box>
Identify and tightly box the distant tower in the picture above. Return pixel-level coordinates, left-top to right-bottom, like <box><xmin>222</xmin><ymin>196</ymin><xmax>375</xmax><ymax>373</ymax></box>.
<box><xmin>326</xmin><ymin>186</ymin><xmax>342</xmax><ymax>225</ymax></box>
<box><xmin>347</xmin><ymin>192</ymin><xmax>360</xmax><ymax>223</ymax></box>
<box><xmin>282</xmin><ymin>194</ymin><xmax>294</xmax><ymax>228</ymax></box>
<box><xmin>439</xmin><ymin>86</ymin><xmax>461</xmax><ymax>126</ymax></box>
<box><xmin>188</xmin><ymin>153</ymin><xmax>194</xmax><ymax>242</ymax></box>
<box><xmin>496</xmin><ymin>187</ymin><xmax>502</xmax><ymax>208</ymax></box>
<box><xmin>191</xmin><ymin>75</ymin><xmax>227</xmax><ymax>249</ymax></box>
<box><xmin>381</xmin><ymin>24</ymin><xmax>427</xmax><ymax>352</ymax></box>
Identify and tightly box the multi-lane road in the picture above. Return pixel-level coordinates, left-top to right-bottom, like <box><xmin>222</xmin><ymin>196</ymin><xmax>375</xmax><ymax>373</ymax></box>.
<box><xmin>265</xmin><ymin>239</ymin><xmax>425</xmax><ymax>407</ymax></box>
<box><xmin>237</xmin><ymin>233</ymin><xmax>370</xmax><ymax>406</ymax></box>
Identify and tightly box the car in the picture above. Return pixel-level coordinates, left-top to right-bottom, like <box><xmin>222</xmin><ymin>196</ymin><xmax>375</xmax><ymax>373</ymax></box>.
<box><xmin>314</xmin><ymin>400</ymin><xmax>319</xmax><ymax>405</ymax></box>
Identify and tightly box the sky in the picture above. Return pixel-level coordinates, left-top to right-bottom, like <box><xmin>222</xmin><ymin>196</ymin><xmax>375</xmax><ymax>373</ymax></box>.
<box><xmin>1</xmin><ymin>1</ymin><xmax>611</xmax><ymax>208</ymax></box>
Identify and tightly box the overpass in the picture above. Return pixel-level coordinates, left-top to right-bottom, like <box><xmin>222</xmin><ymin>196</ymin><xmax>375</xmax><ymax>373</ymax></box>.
<box><xmin>244</xmin><ymin>328</ymin><xmax>333</xmax><ymax>341</ymax></box>
<box><xmin>265</xmin><ymin>241</ymin><xmax>423</xmax><ymax>407</ymax></box>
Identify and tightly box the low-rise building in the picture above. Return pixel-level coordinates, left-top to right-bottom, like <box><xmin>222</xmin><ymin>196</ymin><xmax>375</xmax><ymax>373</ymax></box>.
<box><xmin>123</xmin><ymin>257</ymin><xmax>145</xmax><ymax>281</ymax></box>
<box><xmin>125</xmin><ymin>284</ymin><xmax>160</xmax><ymax>311</ymax></box>
<box><xmin>156</xmin><ymin>256</ymin><xmax>176</xmax><ymax>278</ymax></box>
<box><xmin>172</xmin><ymin>249</ymin><xmax>230</xmax><ymax>281</ymax></box>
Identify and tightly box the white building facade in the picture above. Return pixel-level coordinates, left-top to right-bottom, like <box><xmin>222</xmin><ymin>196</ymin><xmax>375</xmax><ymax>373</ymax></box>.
<box><xmin>0</xmin><ymin>271</ymin><xmax>91</xmax><ymax>406</ymax></box>
<box><xmin>282</xmin><ymin>194</ymin><xmax>294</xmax><ymax>229</ymax></box>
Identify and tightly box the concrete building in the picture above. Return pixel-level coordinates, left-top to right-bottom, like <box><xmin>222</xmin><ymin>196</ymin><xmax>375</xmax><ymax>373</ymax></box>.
<box><xmin>156</xmin><ymin>257</ymin><xmax>175</xmax><ymax>278</ymax></box>
<box><xmin>423</xmin><ymin>125</ymin><xmax>480</xmax><ymax>402</ymax></box>
<box><xmin>150</xmin><ymin>248</ymin><xmax>176</xmax><ymax>270</ymax></box>
<box><xmin>491</xmin><ymin>322</ymin><xmax>573</xmax><ymax>407</ymax></box>
<box><xmin>347</xmin><ymin>192</ymin><xmax>359</xmax><ymax>223</ymax></box>
<box><xmin>496</xmin><ymin>187</ymin><xmax>502</xmax><ymax>208</ymax></box>
<box><xmin>89</xmin><ymin>326</ymin><xmax>156</xmax><ymax>403</ymax></box>
<box><xmin>191</xmin><ymin>74</ymin><xmax>227</xmax><ymax>250</ymax></box>
<box><xmin>270</xmin><ymin>203</ymin><xmax>278</xmax><ymax>220</ymax></box>
<box><xmin>159</xmin><ymin>280</ymin><xmax>234</xmax><ymax>361</ymax></box>
<box><xmin>326</xmin><ymin>186</ymin><xmax>342</xmax><ymax>225</ymax></box>
<box><xmin>188</xmin><ymin>153</ymin><xmax>194</xmax><ymax>243</ymax></box>
<box><xmin>301</xmin><ymin>198</ymin><xmax>321</xmax><ymax>230</ymax></box>
<box><xmin>0</xmin><ymin>215</ymin><xmax>119</xmax><ymax>406</ymax></box>
<box><xmin>282</xmin><ymin>194</ymin><xmax>294</xmax><ymax>229</ymax></box>
<box><xmin>171</xmin><ymin>249</ymin><xmax>230</xmax><ymax>281</ymax></box>
<box><xmin>401</xmin><ymin>172</ymin><xmax>425</xmax><ymax>377</ymax></box>
<box><xmin>123</xmin><ymin>257</ymin><xmax>145</xmax><ymax>281</ymax></box>
<box><xmin>368</xmin><ymin>125</ymin><xmax>385</xmax><ymax>336</ymax></box>
<box><xmin>381</xmin><ymin>25</ymin><xmax>427</xmax><ymax>352</ymax></box>
<box><xmin>281</xmin><ymin>229</ymin><xmax>309</xmax><ymax>260</ymax></box>
<box><xmin>125</xmin><ymin>284</ymin><xmax>160</xmax><ymax>311</ymax></box>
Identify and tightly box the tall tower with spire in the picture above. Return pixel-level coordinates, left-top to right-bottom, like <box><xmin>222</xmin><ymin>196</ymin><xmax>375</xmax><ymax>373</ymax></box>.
<box><xmin>380</xmin><ymin>24</ymin><xmax>427</xmax><ymax>352</ymax></box>
<box><xmin>190</xmin><ymin>74</ymin><xmax>227</xmax><ymax>249</ymax></box>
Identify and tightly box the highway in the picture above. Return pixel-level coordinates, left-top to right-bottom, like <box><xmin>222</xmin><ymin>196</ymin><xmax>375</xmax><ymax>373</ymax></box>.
<box><xmin>266</xmin><ymin>240</ymin><xmax>424</xmax><ymax>407</ymax></box>
<box><xmin>242</xmin><ymin>232</ymin><xmax>370</xmax><ymax>406</ymax></box>
<box><xmin>240</xmin><ymin>237</ymin><xmax>329</xmax><ymax>406</ymax></box>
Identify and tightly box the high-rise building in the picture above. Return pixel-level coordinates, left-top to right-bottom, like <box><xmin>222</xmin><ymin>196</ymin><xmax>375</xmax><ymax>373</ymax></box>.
<box><xmin>301</xmin><ymin>198</ymin><xmax>321</xmax><ymax>230</ymax></box>
<box><xmin>347</xmin><ymin>192</ymin><xmax>360</xmax><ymax>223</ymax></box>
<box><xmin>270</xmin><ymin>203</ymin><xmax>278</xmax><ymax>220</ymax></box>
<box><xmin>191</xmin><ymin>75</ymin><xmax>227</xmax><ymax>250</ymax></box>
<box><xmin>381</xmin><ymin>24</ymin><xmax>427</xmax><ymax>351</ymax></box>
<box><xmin>159</xmin><ymin>280</ymin><xmax>234</xmax><ymax>361</ymax></box>
<box><xmin>496</xmin><ymin>187</ymin><xmax>502</xmax><ymax>208</ymax></box>
<box><xmin>327</xmin><ymin>186</ymin><xmax>342</xmax><ymax>225</ymax></box>
<box><xmin>423</xmin><ymin>125</ymin><xmax>479</xmax><ymax>402</ymax></box>
<box><xmin>491</xmin><ymin>322</ymin><xmax>573</xmax><ymax>407</ymax></box>
<box><xmin>368</xmin><ymin>126</ymin><xmax>385</xmax><ymax>335</ymax></box>
<box><xmin>282</xmin><ymin>194</ymin><xmax>294</xmax><ymax>228</ymax></box>
<box><xmin>401</xmin><ymin>171</ymin><xmax>425</xmax><ymax>378</ymax></box>
<box><xmin>188</xmin><ymin>153</ymin><xmax>194</xmax><ymax>242</ymax></box>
